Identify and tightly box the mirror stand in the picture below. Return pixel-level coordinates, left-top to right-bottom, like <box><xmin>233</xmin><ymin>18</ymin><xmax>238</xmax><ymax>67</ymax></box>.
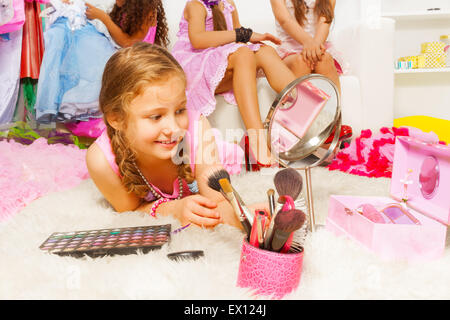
<box><xmin>304</xmin><ymin>166</ymin><xmax>316</xmax><ymax>233</ymax></box>
<box><xmin>266</xmin><ymin>74</ymin><xmax>343</xmax><ymax>233</ymax></box>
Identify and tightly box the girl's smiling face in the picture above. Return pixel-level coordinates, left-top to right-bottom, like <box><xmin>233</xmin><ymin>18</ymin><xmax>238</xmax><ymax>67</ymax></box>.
<box><xmin>124</xmin><ymin>75</ymin><xmax>189</xmax><ymax>162</ymax></box>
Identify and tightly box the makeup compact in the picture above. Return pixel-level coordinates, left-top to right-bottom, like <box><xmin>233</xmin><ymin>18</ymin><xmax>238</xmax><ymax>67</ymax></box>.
<box><xmin>39</xmin><ymin>224</ymin><xmax>171</xmax><ymax>258</ymax></box>
<box><xmin>327</xmin><ymin>136</ymin><xmax>450</xmax><ymax>262</ymax></box>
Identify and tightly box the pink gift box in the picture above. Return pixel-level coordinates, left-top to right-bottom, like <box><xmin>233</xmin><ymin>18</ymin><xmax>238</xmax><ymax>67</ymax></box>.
<box><xmin>326</xmin><ymin>136</ymin><xmax>450</xmax><ymax>262</ymax></box>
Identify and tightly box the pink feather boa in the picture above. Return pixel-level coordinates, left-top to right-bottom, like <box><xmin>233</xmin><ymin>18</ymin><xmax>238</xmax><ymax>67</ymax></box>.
<box><xmin>327</xmin><ymin>127</ymin><xmax>447</xmax><ymax>178</ymax></box>
<box><xmin>0</xmin><ymin>138</ymin><xmax>89</xmax><ymax>221</ymax></box>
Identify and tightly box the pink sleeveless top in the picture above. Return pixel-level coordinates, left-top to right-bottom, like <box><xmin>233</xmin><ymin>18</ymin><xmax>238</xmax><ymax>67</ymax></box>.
<box><xmin>120</xmin><ymin>11</ymin><xmax>157</xmax><ymax>44</ymax></box>
<box><xmin>94</xmin><ymin>109</ymin><xmax>201</xmax><ymax>201</ymax></box>
<box><xmin>143</xmin><ymin>25</ymin><xmax>156</xmax><ymax>44</ymax></box>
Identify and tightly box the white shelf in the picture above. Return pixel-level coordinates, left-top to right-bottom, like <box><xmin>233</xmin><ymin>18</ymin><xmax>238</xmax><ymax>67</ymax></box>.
<box><xmin>394</xmin><ymin>67</ymin><xmax>450</xmax><ymax>74</ymax></box>
<box><xmin>382</xmin><ymin>10</ymin><xmax>450</xmax><ymax>21</ymax></box>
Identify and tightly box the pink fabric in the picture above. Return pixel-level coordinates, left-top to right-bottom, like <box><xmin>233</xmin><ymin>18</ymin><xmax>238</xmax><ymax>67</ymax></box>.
<box><xmin>237</xmin><ymin>238</ymin><xmax>304</xmax><ymax>299</ymax></box>
<box><xmin>94</xmin><ymin>128</ymin><xmax>120</xmax><ymax>175</ymax></box>
<box><xmin>0</xmin><ymin>138</ymin><xmax>89</xmax><ymax>221</ymax></box>
<box><xmin>327</xmin><ymin>127</ymin><xmax>446</xmax><ymax>178</ymax></box>
<box><xmin>65</xmin><ymin>118</ymin><xmax>106</xmax><ymax>138</ymax></box>
<box><xmin>143</xmin><ymin>25</ymin><xmax>156</xmax><ymax>44</ymax></box>
<box><xmin>171</xmin><ymin>0</ymin><xmax>262</xmax><ymax>116</ymax></box>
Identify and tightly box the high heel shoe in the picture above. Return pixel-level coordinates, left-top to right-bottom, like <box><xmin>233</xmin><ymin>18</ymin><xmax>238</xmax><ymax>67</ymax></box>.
<box><xmin>324</xmin><ymin>124</ymin><xmax>353</xmax><ymax>146</ymax></box>
<box><xmin>240</xmin><ymin>134</ymin><xmax>280</xmax><ymax>172</ymax></box>
<box><xmin>312</xmin><ymin>124</ymin><xmax>353</xmax><ymax>165</ymax></box>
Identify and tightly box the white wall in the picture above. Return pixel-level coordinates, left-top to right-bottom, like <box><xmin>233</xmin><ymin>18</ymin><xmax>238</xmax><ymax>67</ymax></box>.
<box><xmin>381</xmin><ymin>0</ymin><xmax>450</xmax><ymax>121</ymax></box>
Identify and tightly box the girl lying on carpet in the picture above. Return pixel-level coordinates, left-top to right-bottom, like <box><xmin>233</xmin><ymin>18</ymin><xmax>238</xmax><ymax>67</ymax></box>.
<box><xmin>86</xmin><ymin>42</ymin><xmax>258</xmax><ymax>230</ymax></box>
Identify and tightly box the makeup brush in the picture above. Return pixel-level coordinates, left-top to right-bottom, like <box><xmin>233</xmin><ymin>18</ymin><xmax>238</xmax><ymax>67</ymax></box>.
<box><xmin>274</xmin><ymin>168</ymin><xmax>303</xmax><ymax>202</ymax></box>
<box><xmin>207</xmin><ymin>169</ymin><xmax>253</xmax><ymax>224</ymax></box>
<box><xmin>280</xmin><ymin>209</ymin><xmax>307</xmax><ymax>253</ymax></box>
<box><xmin>270</xmin><ymin>209</ymin><xmax>306</xmax><ymax>252</ymax></box>
<box><xmin>263</xmin><ymin>195</ymin><xmax>295</xmax><ymax>249</ymax></box>
<box><xmin>256</xmin><ymin>214</ymin><xmax>264</xmax><ymax>249</ymax></box>
<box><xmin>267</xmin><ymin>189</ymin><xmax>275</xmax><ymax>219</ymax></box>
<box><xmin>207</xmin><ymin>169</ymin><xmax>231</xmax><ymax>196</ymax></box>
<box><xmin>219</xmin><ymin>178</ymin><xmax>252</xmax><ymax>235</ymax></box>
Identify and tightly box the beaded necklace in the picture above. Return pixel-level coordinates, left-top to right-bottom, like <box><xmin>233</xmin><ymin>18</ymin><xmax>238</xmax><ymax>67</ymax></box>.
<box><xmin>133</xmin><ymin>162</ymin><xmax>183</xmax><ymax>200</ymax></box>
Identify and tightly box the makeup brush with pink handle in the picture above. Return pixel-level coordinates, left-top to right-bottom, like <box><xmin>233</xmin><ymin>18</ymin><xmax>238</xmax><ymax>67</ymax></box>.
<box><xmin>280</xmin><ymin>208</ymin><xmax>307</xmax><ymax>253</ymax></box>
<box><xmin>270</xmin><ymin>209</ymin><xmax>306</xmax><ymax>252</ymax></box>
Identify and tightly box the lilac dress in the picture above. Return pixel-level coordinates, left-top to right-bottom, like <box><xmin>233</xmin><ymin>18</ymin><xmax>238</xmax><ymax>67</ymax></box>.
<box><xmin>171</xmin><ymin>0</ymin><xmax>261</xmax><ymax>117</ymax></box>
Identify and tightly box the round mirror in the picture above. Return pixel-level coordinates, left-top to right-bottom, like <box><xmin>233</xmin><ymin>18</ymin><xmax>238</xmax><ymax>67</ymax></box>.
<box><xmin>419</xmin><ymin>156</ymin><xmax>439</xmax><ymax>199</ymax></box>
<box><xmin>263</xmin><ymin>74</ymin><xmax>342</xmax><ymax>233</ymax></box>
<box><xmin>264</xmin><ymin>74</ymin><xmax>341</xmax><ymax>168</ymax></box>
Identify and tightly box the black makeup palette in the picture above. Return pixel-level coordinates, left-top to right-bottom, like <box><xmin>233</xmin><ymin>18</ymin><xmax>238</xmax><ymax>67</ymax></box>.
<box><xmin>39</xmin><ymin>224</ymin><xmax>171</xmax><ymax>258</ymax></box>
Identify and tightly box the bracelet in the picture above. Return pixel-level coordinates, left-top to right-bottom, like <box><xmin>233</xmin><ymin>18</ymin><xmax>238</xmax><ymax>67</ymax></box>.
<box><xmin>235</xmin><ymin>27</ymin><xmax>253</xmax><ymax>43</ymax></box>
<box><xmin>150</xmin><ymin>198</ymin><xmax>171</xmax><ymax>217</ymax></box>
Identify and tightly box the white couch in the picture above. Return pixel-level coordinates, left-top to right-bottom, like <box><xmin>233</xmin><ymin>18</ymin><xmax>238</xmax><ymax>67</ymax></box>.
<box><xmin>163</xmin><ymin>0</ymin><xmax>395</xmax><ymax>140</ymax></box>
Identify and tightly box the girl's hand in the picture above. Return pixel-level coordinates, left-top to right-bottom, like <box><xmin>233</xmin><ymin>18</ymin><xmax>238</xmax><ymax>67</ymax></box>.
<box><xmin>85</xmin><ymin>3</ymin><xmax>107</xmax><ymax>21</ymax></box>
<box><xmin>178</xmin><ymin>195</ymin><xmax>222</xmax><ymax>228</ymax></box>
<box><xmin>301</xmin><ymin>39</ymin><xmax>325</xmax><ymax>69</ymax></box>
<box><xmin>250</xmin><ymin>32</ymin><xmax>281</xmax><ymax>45</ymax></box>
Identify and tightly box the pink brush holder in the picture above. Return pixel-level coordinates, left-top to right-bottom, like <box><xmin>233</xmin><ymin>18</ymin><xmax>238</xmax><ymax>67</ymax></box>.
<box><xmin>236</xmin><ymin>238</ymin><xmax>304</xmax><ymax>299</ymax></box>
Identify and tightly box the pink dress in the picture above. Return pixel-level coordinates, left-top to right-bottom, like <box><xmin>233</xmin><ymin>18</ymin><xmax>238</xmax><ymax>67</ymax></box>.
<box><xmin>171</xmin><ymin>0</ymin><xmax>262</xmax><ymax>116</ymax></box>
<box><xmin>275</xmin><ymin>0</ymin><xmax>346</xmax><ymax>74</ymax></box>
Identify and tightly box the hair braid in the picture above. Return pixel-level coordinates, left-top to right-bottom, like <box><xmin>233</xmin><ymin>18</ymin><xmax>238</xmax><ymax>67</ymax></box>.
<box><xmin>107</xmin><ymin>126</ymin><xmax>149</xmax><ymax>198</ymax></box>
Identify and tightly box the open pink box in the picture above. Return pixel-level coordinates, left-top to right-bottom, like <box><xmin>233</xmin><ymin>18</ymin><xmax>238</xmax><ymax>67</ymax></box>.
<box><xmin>326</xmin><ymin>136</ymin><xmax>450</xmax><ymax>262</ymax></box>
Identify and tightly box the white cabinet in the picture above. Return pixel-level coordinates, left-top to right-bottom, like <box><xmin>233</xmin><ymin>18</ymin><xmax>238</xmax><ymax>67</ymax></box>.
<box><xmin>381</xmin><ymin>0</ymin><xmax>450</xmax><ymax>120</ymax></box>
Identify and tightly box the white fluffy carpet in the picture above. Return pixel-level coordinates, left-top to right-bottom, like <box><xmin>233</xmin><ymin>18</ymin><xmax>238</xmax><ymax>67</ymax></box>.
<box><xmin>1</xmin><ymin>167</ymin><xmax>450</xmax><ymax>300</ymax></box>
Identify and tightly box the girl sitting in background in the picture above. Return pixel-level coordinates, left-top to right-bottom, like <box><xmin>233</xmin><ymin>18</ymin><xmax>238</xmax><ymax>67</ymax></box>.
<box><xmin>270</xmin><ymin>0</ymin><xmax>352</xmax><ymax>148</ymax></box>
<box><xmin>270</xmin><ymin>0</ymin><xmax>343</xmax><ymax>92</ymax></box>
<box><xmin>87</xmin><ymin>43</ymin><xmax>255</xmax><ymax>229</ymax></box>
<box><xmin>85</xmin><ymin>0</ymin><xmax>169</xmax><ymax>47</ymax></box>
<box><xmin>171</xmin><ymin>0</ymin><xmax>297</xmax><ymax>169</ymax></box>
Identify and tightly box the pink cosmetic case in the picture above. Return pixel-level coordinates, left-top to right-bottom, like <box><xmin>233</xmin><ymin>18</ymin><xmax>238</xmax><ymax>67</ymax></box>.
<box><xmin>237</xmin><ymin>239</ymin><xmax>304</xmax><ymax>299</ymax></box>
<box><xmin>326</xmin><ymin>136</ymin><xmax>450</xmax><ymax>262</ymax></box>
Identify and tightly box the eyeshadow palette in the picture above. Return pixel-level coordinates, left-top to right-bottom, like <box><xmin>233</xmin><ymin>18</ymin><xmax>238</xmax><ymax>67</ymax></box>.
<box><xmin>39</xmin><ymin>224</ymin><xmax>171</xmax><ymax>258</ymax></box>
